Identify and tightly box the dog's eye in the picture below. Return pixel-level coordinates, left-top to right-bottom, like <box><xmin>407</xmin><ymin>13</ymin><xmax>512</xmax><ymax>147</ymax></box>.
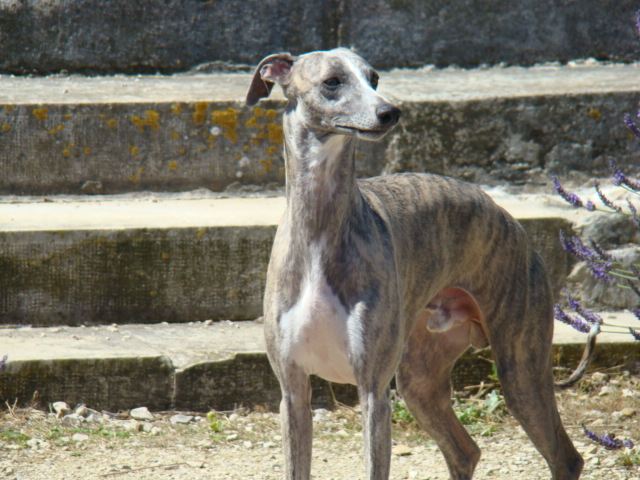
<box><xmin>323</xmin><ymin>77</ymin><xmax>341</xmax><ymax>88</ymax></box>
<box><xmin>370</xmin><ymin>72</ymin><xmax>379</xmax><ymax>90</ymax></box>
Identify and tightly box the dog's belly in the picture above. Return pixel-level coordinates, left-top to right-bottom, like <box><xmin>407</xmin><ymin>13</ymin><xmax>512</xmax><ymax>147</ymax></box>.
<box><xmin>279</xmin><ymin>266</ymin><xmax>361</xmax><ymax>385</ymax></box>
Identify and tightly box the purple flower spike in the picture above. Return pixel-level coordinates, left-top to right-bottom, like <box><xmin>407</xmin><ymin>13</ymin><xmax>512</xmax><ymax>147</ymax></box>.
<box><xmin>552</xmin><ymin>175</ymin><xmax>584</xmax><ymax>208</ymax></box>
<box><xmin>609</xmin><ymin>159</ymin><xmax>640</xmax><ymax>192</ymax></box>
<box><xmin>582</xmin><ymin>425</ymin><xmax>631</xmax><ymax>450</ymax></box>
<box><xmin>587</xmin><ymin>260</ymin><xmax>615</xmax><ymax>285</ymax></box>
<box><xmin>589</xmin><ymin>239</ymin><xmax>615</xmax><ymax>262</ymax></box>
<box><xmin>624</xmin><ymin>112</ymin><xmax>640</xmax><ymax>138</ymax></box>
<box><xmin>628</xmin><ymin>200</ymin><xmax>640</xmax><ymax>228</ymax></box>
<box><xmin>632</xmin><ymin>307</ymin><xmax>640</xmax><ymax>322</ymax></box>
<box><xmin>0</xmin><ymin>355</ymin><xmax>6</xmax><ymax>371</ymax></box>
<box><xmin>554</xmin><ymin>304</ymin><xmax>591</xmax><ymax>333</ymax></box>
<box><xmin>630</xmin><ymin>328</ymin><xmax>640</xmax><ymax>342</ymax></box>
<box><xmin>565</xmin><ymin>291</ymin><xmax>603</xmax><ymax>325</ymax></box>
<box><xmin>594</xmin><ymin>180</ymin><xmax>622</xmax><ymax>212</ymax></box>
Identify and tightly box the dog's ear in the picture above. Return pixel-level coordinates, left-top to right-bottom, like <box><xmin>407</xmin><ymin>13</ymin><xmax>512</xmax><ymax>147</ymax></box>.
<box><xmin>246</xmin><ymin>53</ymin><xmax>296</xmax><ymax>106</ymax></box>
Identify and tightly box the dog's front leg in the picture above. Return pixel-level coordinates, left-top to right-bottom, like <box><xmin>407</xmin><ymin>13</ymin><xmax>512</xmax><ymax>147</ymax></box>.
<box><xmin>279</xmin><ymin>365</ymin><xmax>313</xmax><ymax>480</ymax></box>
<box><xmin>359</xmin><ymin>385</ymin><xmax>392</xmax><ymax>480</ymax></box>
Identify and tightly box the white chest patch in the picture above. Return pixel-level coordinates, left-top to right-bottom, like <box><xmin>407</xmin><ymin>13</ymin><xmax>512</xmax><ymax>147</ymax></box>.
<box><xmin>279</xmin><ymin>244</ymin><xmax>363</xmax><ymax>385</ymax></box>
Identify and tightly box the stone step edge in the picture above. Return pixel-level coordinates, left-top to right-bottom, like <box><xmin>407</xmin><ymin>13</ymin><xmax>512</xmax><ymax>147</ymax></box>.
<box><xmin>2</xmin><ymin>63</ymin><xmax>639</xmax><ymax>195</ymax></box>
<box><xmin>0</xmin><ymin>318</ymin><xmax>638</xmax><ymax>412</ymax></box>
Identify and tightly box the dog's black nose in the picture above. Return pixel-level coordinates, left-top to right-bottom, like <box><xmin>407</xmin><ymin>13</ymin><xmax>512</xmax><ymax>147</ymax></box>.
<box><xmin>376</xmin><ymin>104</ymin><xmax>401</xmax><ymax>126</ymax></box>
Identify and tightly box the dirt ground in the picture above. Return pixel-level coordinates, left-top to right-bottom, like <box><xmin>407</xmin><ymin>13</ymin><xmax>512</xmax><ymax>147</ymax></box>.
<box><xmin>0</xmin><ymin>371</ymin><xmax>638</xmax><ymax>480</ymax></box>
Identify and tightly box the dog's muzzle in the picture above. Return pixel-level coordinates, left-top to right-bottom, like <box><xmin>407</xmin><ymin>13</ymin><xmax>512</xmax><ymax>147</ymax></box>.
<box><xmin>376</xmin><ymin>104</ymin><xmax>401</xmax><ymax>129</ymax></box>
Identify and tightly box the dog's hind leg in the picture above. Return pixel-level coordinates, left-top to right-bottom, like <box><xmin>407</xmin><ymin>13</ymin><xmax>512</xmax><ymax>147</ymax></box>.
<box><xmin>396</xmin><ymin>313</ymin><xmax>481</xmax><ymax>480</ymax></box>
<box><xmin>488</xmin><ymin>255</ymin><xmax>583</xmax><ymax>480</ymax></box>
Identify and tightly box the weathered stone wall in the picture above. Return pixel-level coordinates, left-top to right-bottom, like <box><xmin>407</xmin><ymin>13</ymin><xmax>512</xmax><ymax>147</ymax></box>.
<box><xmin>1</xmin><ymin>91</ymin><xmax>637</xmax><ymax>195</ymax></box>
<box><xmin>0</xmin><ymin>226</ymin><xmax>276</xmax><ymax>326</ymax></box>
<box><xmin>0</xmin><ymin>219</ymin><xmax>570</xmax><ymax>327</ymax></box>
<box><xmin>0</xmin><ymin>0</ymin><xmax>638</xmax><ymax>74</ymax></box>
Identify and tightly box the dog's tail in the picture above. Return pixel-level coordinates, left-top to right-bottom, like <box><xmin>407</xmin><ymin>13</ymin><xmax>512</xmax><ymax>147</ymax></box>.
<box><xmin>554</xmin><ymin>323</ymin><xmax>600</xmax><ymax>389</ymax></box>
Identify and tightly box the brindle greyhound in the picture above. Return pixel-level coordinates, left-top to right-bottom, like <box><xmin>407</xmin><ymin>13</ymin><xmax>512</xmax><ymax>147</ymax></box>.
<box><xmin>246</xmin><ymin>48</ymin><xmax>585</xmax><ymax>480</ymax></box>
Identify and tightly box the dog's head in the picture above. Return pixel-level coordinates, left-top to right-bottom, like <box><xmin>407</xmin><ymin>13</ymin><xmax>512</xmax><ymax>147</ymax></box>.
<box><xmin>246</xmin><ymin>48</ymin><xmax>400</xmax><ymax>141</ymax></box>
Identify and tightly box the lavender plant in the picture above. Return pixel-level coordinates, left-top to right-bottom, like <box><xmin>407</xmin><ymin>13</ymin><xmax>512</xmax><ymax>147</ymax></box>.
<box><xmin>551</xmin><ymin>103</ymin><xmax>640</xmax><ymax>452</ymax></box>
<box><xmin>551</xmin><ymin>13</ymin><xmax>640</xmax><ymax>449</ymax></box>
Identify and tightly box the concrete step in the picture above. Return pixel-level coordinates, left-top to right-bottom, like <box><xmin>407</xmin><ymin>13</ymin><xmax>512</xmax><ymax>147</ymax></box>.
<box><xmin>0</xmin><ymin>0</ymin><xmax>637</xmax><ymax>74</ymax></box>
<box><xmin>1</xmin><ymin>315</ymin><xmax>638</xmax><ymax>412</ymax></box>
<box><xmin>0</xmin><ymin>189</ymin><xmax>582</xmax><ymax>327</ymax></box>
<box><xmin>1</xmin><ymin>62</ymin><xmax>639</xmax><ymax>195</ymax></box>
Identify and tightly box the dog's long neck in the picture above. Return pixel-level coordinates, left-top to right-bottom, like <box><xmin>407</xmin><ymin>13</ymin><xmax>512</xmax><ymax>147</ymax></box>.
<box><xmin>282</xmin><ymin>112</ymin><xmax>362</xmax><ymax>247</ymax></box>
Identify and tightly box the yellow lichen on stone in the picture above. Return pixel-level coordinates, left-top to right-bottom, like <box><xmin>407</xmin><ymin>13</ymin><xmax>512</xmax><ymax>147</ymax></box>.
<box><xmin>171</xmin><ymin>103</ymin><xmax>183</xmax><ymax>115</ymax></box>
<box><xmin>266</xmin><ymin>109</ymin><xmax>278</xmax><ymax>120</ymax></box>
<box><xmin>212</xmin><ymin>107</ymin><xmax>239</xmax><ymax>143</ymax></box>
<box><xmin>6</xmin><ymin>105</ymin><xmax>14</xmax><ymax>113</ymax></box>
<box><xmin>64</xmin><ymin>113</ymin><xmax>72</xmax><ymax>119</ymax></box>
<box><xmin>62</xmin><ymin>149</ymin><xmax>70</xmax><ymax>157</ymax></box>
<box><xmin>260</xmin><ymin>158</ymin><xmax>273</xmax><ymax>172</ymax></box>
<box><xmin>266</xmin><ymin>145</ymin><xmax>278</xmax><ymax>155</ymax></box>
<box><xmin>107</xmin><ymin>119</ymin><xmax>117</xmax><ymax>128</ymax></box>
<box><xmin>245</xmin><ymin>117</ymin><xmax>259</xmax><ymax>128</ymax></box>
<box><xmin>84</xmin><ymin>147</ymin><xmax>91</xmax><ymax>154</ymax></box>
<box><xmin>168</xmin><ymin>161</ymin><xmax>178</xmax><ymax>170</ymax></box>
<box><xmin>130</xmin><ymin>173</ymin><xmax>139</xmax><ymax>183</ymax></box>
<box><xmin>2</xmin><ymin>123</ymin><xmax>10</xmax><ymax>132</ymax></box>
<box><xmin>32</xmin><ymin>107</ymin><xmax>47</xmax><ymax>121</ymax></box>
<box><xmin>144</xmin><ymin>110</ymin><xmax>160</xmax><ymax>130</ymax></box>
<box><xmin>170</xmin><ymin>130</ymin><xmax>180</xmax><ymax>140</ymax></box>
<box><xmin>589</xmin><ymin>109</ymin><xmax>601</xmax><ymax>121</ymax></box>
<box><xmin>130</xmin><ymin>146</ymin><xmax>139</xmax><ymax>158</ymax></box>
<box><xmin>131</xmin><ymin>110</ymin><xmax>160</xmax><ymax>131</ymax></box>
<box><xmin>267</xmin><ymin>122</ymin><xmax>284</xmax><ymax>145</ymax></box>
<box><xmin>253</xmin><ymin>107</ymin><xmax>265</xmax><ymax>118</ymax></box>
<box><xmin>131</xmin><ymin>115</ymin><xmax>144</xmax><ymax>131</ymax></box>
<box><xmin>194</xmin><ymin>102</ymin><xmax>209</xmax><ymax>125</ymax></box>
<box><xmin>179</xmin><ymin>148</ymin><xmax>186</xmax><ymax>154</ymax></box>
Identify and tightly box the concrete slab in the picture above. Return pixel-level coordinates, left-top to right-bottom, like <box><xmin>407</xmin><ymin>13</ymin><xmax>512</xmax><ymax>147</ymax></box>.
<box><xmin>0</xmin><ymin>190</ymin><xmax>577</xmax><ymax>326</ymax></box>
<box><xmin>0</xmin><ymin>314</ymin><xmax>637</xmax><ymax>412</ymax></box>
<box><xmin>1</xmin><ymin>62</ymin><xmax>639</xmax><ymax>195</ymax></box>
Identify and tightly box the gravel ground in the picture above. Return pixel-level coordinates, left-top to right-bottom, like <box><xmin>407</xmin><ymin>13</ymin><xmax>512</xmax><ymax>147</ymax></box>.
<box><xmin>1</xmin><ymin>372</ymin><xmax>638</xmax><ymax>480</ymax></box>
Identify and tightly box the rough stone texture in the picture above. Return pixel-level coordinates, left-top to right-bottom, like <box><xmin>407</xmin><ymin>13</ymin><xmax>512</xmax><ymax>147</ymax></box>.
<box><xmin>0</xmin><ymin>100</ymin><xmax>289</xmax><ymax>195</ymax></box>
<box><xmin>0</xmin><ymin>226</ymin><xmax>276</xmax><ymax>326</ymax></box>
<box><xmin>567</xmin><ymin>246</ymin><xmax>640</xmax><ymax>310</ymax></box>
<box><xmin>0</xmin><ymin>0</ymin><xmax>337</xmax><ymax>75</ymax></box>
<box><xmin>0</xmin><ymin>356</ymin><xmax>173</xmax><ymax>411</ymax></box>
<box><xmin>1</xmin><ymin>90</ymin><xmax>638</xmax><ymax>195</ymax></box>
<box><xmin>1</xmin><ymin>317</ymin><xmax>637</xmax><ymax>411</ymax></box>
<box><xmin>0</xmin><ymin>217</ymin><xmax>570</xmax><ymax>327</ymax></box>
<box><xmin>0</xmin><ymin>0</ymin><xmax>637</xmax><ymax>74</ymax></box>
<box><xmin>341</xmin><ymin>0</ymin><xmax>640</xmax><ymax>69</ymax></box>
<box><xmin>1</xmin><ymin>343</ymin><xmax>637</xmax><ymax>412</ymax></box>
<box><xmin>385</xmin><ymin>92</ymin><xmax>640</xmax><ymax>186</ymax></box>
